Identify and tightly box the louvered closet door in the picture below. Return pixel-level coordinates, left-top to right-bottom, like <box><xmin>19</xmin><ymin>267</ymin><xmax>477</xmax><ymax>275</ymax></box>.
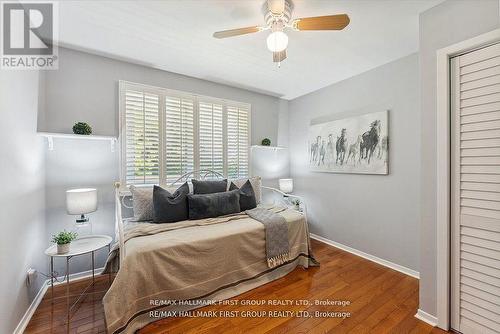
<box><xmin>451</xmin><ymin>43</ymin><xmax>500</xmax><ymax>334</ymax></box>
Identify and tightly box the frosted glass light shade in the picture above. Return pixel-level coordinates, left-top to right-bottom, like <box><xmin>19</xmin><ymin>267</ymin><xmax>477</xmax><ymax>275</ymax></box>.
<box><xmin>66</xmin><ymin>188</ymin><xmax>98</xmax><ymax>215</ymax></box>
<box><xmin>266</xmin><ymin>31</ymin><xmax>288</xmax><ymax>52</ymax></box>
<box><xmin>279</xmin><ymin>179</ymin><xmax>293</xmax><ymax>194</ymax></box>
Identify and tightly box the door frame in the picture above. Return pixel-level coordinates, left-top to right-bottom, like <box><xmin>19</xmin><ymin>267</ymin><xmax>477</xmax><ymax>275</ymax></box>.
<box><xmin>436</xmin><ymin>28</ymin><xmax>500</xmax><ymax>330</ymax></box>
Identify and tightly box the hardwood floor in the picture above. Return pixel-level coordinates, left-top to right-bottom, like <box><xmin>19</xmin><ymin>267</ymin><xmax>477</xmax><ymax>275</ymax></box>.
<box><xmin>25</xmin><ymin>239</ymin><xmax>449</xmax><ymax>334</ymax></box>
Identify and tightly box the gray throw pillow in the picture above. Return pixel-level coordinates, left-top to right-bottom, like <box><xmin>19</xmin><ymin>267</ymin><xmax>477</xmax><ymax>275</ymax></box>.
<box><xmin>129</xmin><ymin>185</ymin><xmax>154</xmax><ymax>221</ymax></box>
<box><xmin>188</xmin><ymin>189</ymin><xmax>240</xmax><ymax>220</ymax></box>
<box><xmin>192</xmin><ymin>179</ymin><xmax>228</xmax><ymax>194</ymax></box>
<box><xmin>230</xmin><ymin>176</ymin><xmax>262</xmax><ymax>204</ymax></box>
<box><xmin>229</xmin><ymin>180</ymin><xmax>257</xmax><ymax>211</ymax></box>
<box><xmin>153</xmin><ymin>183</ymin><xmax>189</xmax><ymax>223</ymax></box>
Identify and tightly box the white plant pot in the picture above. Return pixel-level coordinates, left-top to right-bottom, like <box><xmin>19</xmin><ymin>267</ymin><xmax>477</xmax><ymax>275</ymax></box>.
<box><xmin>57</xmin><ymin>243</ymin><xmax>70</xmax><ymax>254</ymax></box>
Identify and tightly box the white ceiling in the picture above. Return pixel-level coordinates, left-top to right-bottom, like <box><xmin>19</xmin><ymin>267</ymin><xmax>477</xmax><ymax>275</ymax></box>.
<box><xmin>56</xmin><ymin>0</ymin><xmax>443</xmax><ymax>100</ymax></box>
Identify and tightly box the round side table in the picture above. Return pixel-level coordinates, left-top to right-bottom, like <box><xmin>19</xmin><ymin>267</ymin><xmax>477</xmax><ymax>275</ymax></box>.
<box><xmin>45</xmin><ymin>235</ymin><xmax>112</xmax><ymax>324</ymax></box>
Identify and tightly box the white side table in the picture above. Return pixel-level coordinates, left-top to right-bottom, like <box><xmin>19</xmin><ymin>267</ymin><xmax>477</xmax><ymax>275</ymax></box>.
<box><xmin>45</xmin><ymin>235</ymin><xmax>112</xmax><ymax>324</ymax></box>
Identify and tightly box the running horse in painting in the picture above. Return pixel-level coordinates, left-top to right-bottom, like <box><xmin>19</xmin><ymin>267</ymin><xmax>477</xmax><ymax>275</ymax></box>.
<box><xmin>360</xmin><ymin>120</ymin><xmax>381</xmax><ymax>164</ymax></box>
<box><xmin>347</xmin><ymin>135</ymin><xmax>362</xmax><ymax>165</ymax></box>
<box><xmin>310</xmin><ymin>136</ymin><xmax>321</xmax><ymax>164</ymax></box>
<box><xmin>336</xmin><ymin>128</ymin><xmax>348</xmax><ymax>165</ymax></box>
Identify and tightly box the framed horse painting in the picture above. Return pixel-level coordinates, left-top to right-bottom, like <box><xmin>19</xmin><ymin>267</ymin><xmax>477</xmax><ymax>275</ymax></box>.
<box><xmin>308</xmin><ymin>110</ymin><xmax>389</xmax><ymax>175</ymax></box>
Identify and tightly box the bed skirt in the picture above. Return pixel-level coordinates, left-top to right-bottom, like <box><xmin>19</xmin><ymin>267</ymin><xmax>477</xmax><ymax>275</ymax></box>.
<box><xmin>117</xmin><ymin>254</ymin><xmax>311</xmax><ymax>333</ymax></box>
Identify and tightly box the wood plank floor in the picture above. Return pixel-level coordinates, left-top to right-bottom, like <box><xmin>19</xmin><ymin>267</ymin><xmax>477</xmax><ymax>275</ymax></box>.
<box><xmin>25</xmin><ymin>239</ymin><xmax>450</xmax><ymax>334</ymax></box>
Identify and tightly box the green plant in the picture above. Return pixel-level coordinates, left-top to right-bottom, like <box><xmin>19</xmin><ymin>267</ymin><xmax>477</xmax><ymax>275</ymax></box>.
<box><xmin>72</xmin><ymin>122</ymin><xmax>92</xmax><ymax>135</ymax></box>
<box><xmin>261</xmin><ymin>138</ymin><xmax>271</xmax><ymax>146</ymax></box>
<box><xmin>51</xmin><ymin>230</ymin><xmax>78</xmax><ymax>245</ymax></box>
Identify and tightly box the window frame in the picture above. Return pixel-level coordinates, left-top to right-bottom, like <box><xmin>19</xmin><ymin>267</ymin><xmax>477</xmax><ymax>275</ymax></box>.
<box><xmin>119</xmin><ymin>80</ymin><xmax>251</xmax><ymax>189</ymax></box>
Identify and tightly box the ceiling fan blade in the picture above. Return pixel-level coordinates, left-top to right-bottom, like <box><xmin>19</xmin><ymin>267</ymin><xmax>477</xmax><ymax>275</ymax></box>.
<box><xmin>294</xmin><ymin>14</ymin><xmax>350</xmax><ymax>31</ymax></box>
<box><xmin>273</xmin><ymin>49</ymin><xmax>287</xmax><ymax>63</ymax></box>
<box><xmin>213</xmin><ymin>26</ymin><xmax>261</xmax><ymax>39</ymax></box>
<box><xmin>268</xmin><ymin>0</ymin><xmax>285</xmax><ymax>15</ymax></box>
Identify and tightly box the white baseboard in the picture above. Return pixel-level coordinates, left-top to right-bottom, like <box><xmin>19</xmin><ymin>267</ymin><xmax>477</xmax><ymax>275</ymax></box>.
<box><xmin>14</xmin><ymin>267</ymin><xmax>105</xmax><ymax>334</ymax></box>
<box><xmin>13</xmin><ymin>280</ymin><xmax>49</xmax><ymax>334</ymax></box>
<box><xmin>310</xmin><ymin>233</ymin><xmax>420</xmax><ymax>279</ymax></box>
<box><xmin>415</xmin><ymin>309</ymin><xmax>438</xmax><ymax>327</ymax></box>
<box><xmin>52</xmin><ymin>266</ymin><xmax>106</xmax><ymax>286</ymax></box>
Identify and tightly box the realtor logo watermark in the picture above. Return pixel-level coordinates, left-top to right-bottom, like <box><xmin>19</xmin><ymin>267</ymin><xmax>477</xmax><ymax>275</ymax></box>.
<box><xmin>1</xmin><ymin>1</ymin><xmax>58</xmax><ymax>69</ymax></box>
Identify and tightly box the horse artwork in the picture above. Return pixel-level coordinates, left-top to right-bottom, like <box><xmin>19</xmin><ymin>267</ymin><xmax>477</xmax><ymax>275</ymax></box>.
<box><xmin>308</xmin><ymin>110</ymin><xmax>389</xmax><ymax>174</ymax></box>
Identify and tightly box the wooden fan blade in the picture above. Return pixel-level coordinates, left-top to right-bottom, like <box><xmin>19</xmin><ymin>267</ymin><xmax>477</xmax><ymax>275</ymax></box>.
<box><xmin>273</xmin><ymin>49</ymin><xmax>287</xmax><ymax>63</ymax></box>
<box><xmin>213</xmin><ymin>26</ymin><xmax>261</xmax><ymax>39</ymax></box>
<box><xmin>294</xmin><ymin>14</ymin><xmax>350</xmax><ymax>31</ymax></box>
<box><xmin>268</xmin><ymin>0</ymin><xmax>285</xmax><ymax>15</ymax></box>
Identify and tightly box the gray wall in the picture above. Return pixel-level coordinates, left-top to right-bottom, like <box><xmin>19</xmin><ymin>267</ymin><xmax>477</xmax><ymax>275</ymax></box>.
<box><xmin>418</xmin><ymin>0</ymin><xmax>500</xmax><ymax>317</ymax></box>
<box><xmin>288</xmin><ymin>53</ymin><xmax>420</xmax><ymax>272</ymax></box>
<box><xmin>0</xmin><ymin>71</ymin><xmax>47</xmax><ymax>334</ymax></box>
<box><xmin>39</xmin><ymin>47</ymin><xmax>282</xmax><ymax>145</ymax></box>
<box><xmin>44</xmin><ymin>139</ymin><xmax>118</xmax><ymax>276</ymax></box>
<box><xmin>40</xmin><ymin>47</ymin><xmax>285</xmax><ymax>275</ymax></box>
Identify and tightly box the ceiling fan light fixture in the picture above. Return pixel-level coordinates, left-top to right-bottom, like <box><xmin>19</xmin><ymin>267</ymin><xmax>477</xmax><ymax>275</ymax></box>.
<box><xmin>266</xmin><ymin>31</ymin><xmax>288</xmax><ymax>52</ymax></box>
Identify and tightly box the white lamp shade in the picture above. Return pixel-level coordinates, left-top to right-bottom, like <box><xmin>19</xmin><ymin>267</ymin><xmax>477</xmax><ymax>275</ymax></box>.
<box><xmin>266</xmin><ymin>31</ymin><xmax>288</xmax><ymax>52</ymax></box>
<box><xmin>279</xmin><ymin>179</ymin><xmax>293</xmax><ymax>194</ymax></box>
<box><xmin>66</xmin><ymin>188</ymin><xmax>97</xmax><ymax>215</ymax></box>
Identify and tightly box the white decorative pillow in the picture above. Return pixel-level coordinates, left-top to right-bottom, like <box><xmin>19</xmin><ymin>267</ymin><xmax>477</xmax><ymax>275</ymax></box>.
<box><xmin>129</xmin><ymin>185</ymin><xmax>185</xmax><ymax>221</ymax></box>
<box><xmin>230</xmin><ymin>176</ymin><xmax>262</xmax><ymax>204</ymax></box>
<box><xmin>129</xmin><ymin>185</ymin><xmax>154</xmax><ymax>221</ymax></box>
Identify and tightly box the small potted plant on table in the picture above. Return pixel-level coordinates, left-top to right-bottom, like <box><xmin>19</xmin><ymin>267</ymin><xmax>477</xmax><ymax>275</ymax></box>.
<box><xmin>290</xmin><ymin>198</ymin><xmax>301</xmax><ymax>211</ymax></box>
<box><xmin>52</xmin><ymin>230</ymin><xmax>78</xmax><ymax>254</ymax></box>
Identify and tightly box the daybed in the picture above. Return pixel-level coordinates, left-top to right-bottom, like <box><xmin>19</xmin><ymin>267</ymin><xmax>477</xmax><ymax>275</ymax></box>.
<box><xmin>103</xmin><ymin>171</ymin><xmax>317</xmax><ymax>333</ymax></box>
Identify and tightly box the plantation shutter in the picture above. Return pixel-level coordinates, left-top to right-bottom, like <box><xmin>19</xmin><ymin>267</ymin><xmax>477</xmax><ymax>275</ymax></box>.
<box><xmin>120</xmin><ymin>82</ymin><xmax>251</xmax><ymax>187</ymax></box>
<box><xmin>227</xmin><ymin>105</ymin><xmax>250</xmax><ymax>179</ymax></box>
<box><xmin>451</xmin><ymin>43</ymin><xmax>500</xmax><ymax>334</ymax></box>
<box><xmin>124</xmin><ymin>89</ymin><xmax>160</xmax><ymax>185</ymax></box>
<box><xmin>198</xmin><ymin>101</ymin><xmax>224</xmax><ymax>177</ymax></box>
<box><xmin>165</xmin><ymin>96</ymin><xmax>194</xmax><ymax>184</ymax></box>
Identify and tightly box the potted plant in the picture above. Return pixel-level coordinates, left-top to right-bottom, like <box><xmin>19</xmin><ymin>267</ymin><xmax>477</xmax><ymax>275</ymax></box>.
<box><xmin>72</xmin><ymin>122</ymin><xmax>92</xmax><ymax>135</ymax></box>
<box><xmin>52</xmin><ymin>230</ymin><xmax>78</xmax><ymax>254</ymax></box>
<box><xmin>261</xmin><ymin>138</ymin><xmax>271</xmax><ymax>146</ymax></box>
<box><xmin>290</xmin><ymin>198</ymin><xmax>301</xmax><ymax>211</ymax></box>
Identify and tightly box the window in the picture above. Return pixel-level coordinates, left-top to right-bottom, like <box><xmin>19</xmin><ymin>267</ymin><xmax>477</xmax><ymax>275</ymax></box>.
<box><xmin>119</xmin><ymin>81</ymin><xmax>251</xmax><ymax>187</ymax></box>
<box><xmin>123</xmin><ymin>89</ymin><xmax>160</xmax><ymax>185</ymax></box>
<box><xmin>164</xmin><ymin>96</ymin><xmax>194</xmax><ymax>185</ymax></box>
<box><xmin>198</xmin><ymin>101</ymin><xmax>224</xmax><ymax>176</ymax></box>
<box><xmin>227</xmin><ymin>105</ymin><xmax>250</xmax><ymax>179</ymax></box>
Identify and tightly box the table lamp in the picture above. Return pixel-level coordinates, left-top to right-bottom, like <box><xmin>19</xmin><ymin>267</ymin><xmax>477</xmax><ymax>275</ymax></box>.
<box><xmin>66</xmin><ymin>188</ymin><xmax>97</xmax><ymax>225</ymax></box>
<box><xmin>279</xmin><ymin>178</ymin><xmax>293</xmax><ymax>194</ymax></box>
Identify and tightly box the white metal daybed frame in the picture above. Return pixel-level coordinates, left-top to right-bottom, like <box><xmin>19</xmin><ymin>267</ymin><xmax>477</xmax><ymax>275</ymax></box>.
<box><xmin>113</xmin><ymin>170</ymin><xmax>307</xmax><ymax>266</ymax></box>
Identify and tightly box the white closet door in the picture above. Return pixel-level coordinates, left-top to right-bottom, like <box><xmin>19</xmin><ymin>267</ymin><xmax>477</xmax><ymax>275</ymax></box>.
<box><xmin>451</xmin><ymin>43</ymin><xmax>500</xmax><ymax>334</ymax></box>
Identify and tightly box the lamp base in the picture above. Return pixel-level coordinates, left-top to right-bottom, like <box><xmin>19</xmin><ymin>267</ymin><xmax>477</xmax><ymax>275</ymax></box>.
<box><xmin>75</xmin><ymin>214</ymin><xmax>89</xmax><ymax>224</ymax></box>
<box><xmin>75</xmin><ymin>215</ymin><xmax>93</xmax><ymax>235</ymax></box>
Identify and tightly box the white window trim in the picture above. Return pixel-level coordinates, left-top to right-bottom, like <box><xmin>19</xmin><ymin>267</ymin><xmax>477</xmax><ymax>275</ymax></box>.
<box><xmin>118</xmin><ymin>80</ymin><xmax>251</xmax><ymax>189</ymax></box>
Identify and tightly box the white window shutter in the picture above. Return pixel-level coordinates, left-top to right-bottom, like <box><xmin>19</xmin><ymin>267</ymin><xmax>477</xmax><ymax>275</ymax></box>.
<box><xmin>227</xmin><ymin>105</ymin><xmax>250</xmax><ymax>178</ymax></box>
<box><xmin>120</xmin><ymin>82</ymin><xmax>251</xmax><ymax>186</ymax></box>
<box><xmin>165</xmin><ymin>96</ymin><xmax>194</xmax><ymax>184</ymax></box>
<box><xmin>199</xmin><ymin>101</ymin><xmax>224</xmax><ymax>177</ymax></box>
<box><xmin>124</xmin><ymin>89</ymin><xmax>160</xmax><ymax>185</ymax></box>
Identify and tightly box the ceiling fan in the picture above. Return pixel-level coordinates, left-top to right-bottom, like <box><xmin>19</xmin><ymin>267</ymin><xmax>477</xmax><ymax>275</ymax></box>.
<box><xmin>213</xmin><ymin>0</ymin><xmax>350</xmax><ymax>66</ymax></box>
